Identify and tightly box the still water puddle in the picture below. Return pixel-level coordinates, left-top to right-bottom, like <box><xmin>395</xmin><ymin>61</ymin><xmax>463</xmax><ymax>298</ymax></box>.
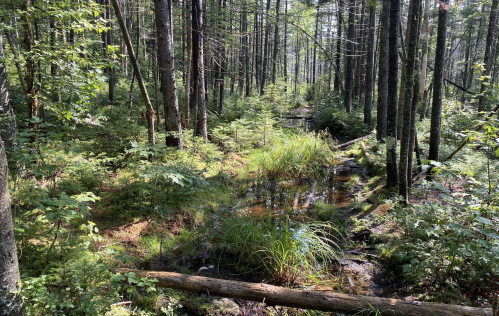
<box><xmin>246</xmin><ymin>161</ymin><xmax>355</xmax><ymax>217</ymax></box>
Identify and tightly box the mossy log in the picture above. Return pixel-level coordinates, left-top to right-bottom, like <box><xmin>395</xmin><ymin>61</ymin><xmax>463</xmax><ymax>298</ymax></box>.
<box><xmin>111</xmin><ymin>268</ymin><xmax>493</xmax><ymax>316</ymax></box>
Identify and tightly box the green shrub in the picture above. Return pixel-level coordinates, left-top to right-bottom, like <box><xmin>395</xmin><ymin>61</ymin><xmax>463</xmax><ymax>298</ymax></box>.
<box><xmin>385</xmin><ymin>183</ymin><xmax>499</xmax><ymax>299</ymax></box>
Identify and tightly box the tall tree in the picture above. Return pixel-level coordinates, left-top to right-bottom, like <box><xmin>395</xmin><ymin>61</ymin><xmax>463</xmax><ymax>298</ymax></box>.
<box><xmin>386</xmin><ymin>0</ymin><xmax>399</xmax><ymax>188</ymax></box>
<box><xmin>260</xmin><ymin>0</ymin><xmax>272</xmax><ymax>94</ymax></box>
<box><xmin>398</xmin><ymin>0</ymin><xmax>421</xmax><ymax>201</ymax></box>
<box><xmin>192</xmin><ymin>0</ymin><xmax>208</xmax><ymax>139</ymax></box>
<box><xmin>344</xmin><ymin>0</ymin><xmax>356</xmax><ymax>112</ymax></box>
<box><xmin>334</xmin><ymin>0</ymin><xmax>343</xmax><ymax>92</ymax></box>
<box><xmin>363</xmin><ymin>1</ymin><xmax>375</xmax><ymax>127</ymax></box>
<box><xmin>111</xmin><ymin>0</ymin><xmax>156</xmax><ymax>145</ymax></box>
<box><xmin>0</xmin><ymin>133</ymin><xmax>24</xmax><ymax>316</ymax></box>
<box><xmin>478</xmin><ymin>0</ymin><xmax>498</xmax><ymax>112</ymax></box>
<box><xmin>271</xmin><ymin>0</ymin><xmax>281</xmax><ymax>85</ymax></box>
<box><xmin>376</xmin><ymin>0</ymin><xmax>389</xmax><ymax>141</ymax></box>
<box><xmin>428</xmin><ymin>0</ymin><xmax>450</xmax><ymax>166</ymax></box>
<box><xmin>0</xmin><ymin>33</ymin><xmax>17</xmax><ymax>150</ymax></box>
<box><xmin>22</xmin><ymin>0</ymin><xmax>39</xmax><ymax>142</ymax></box>
<box><xmin>154</xmin><ymin>0</ymin><xmax>184</xmax><ymax>148</ymax></box>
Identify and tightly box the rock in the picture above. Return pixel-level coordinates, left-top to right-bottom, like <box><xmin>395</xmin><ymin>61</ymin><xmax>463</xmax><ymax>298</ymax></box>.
<box><xmin>211</xmin><ymin>298</ymin><xmax>240</xmax><ymax>315</ymax></box>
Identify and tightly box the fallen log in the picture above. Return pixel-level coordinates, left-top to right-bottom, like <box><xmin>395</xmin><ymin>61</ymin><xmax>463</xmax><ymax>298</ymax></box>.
<box><xmin>333</xmin><ymin>134</ymin><xmax>373</xmax><ymax>150</ymax></box>
<box><xmin>111</xmin><ymin>268</ymin><xmax>493</xmax><ymax>316</ymax></box>
<box><xmin>360</xmin><ymin>141</ymin><xmax>373</xmax><ymax>165</ymax></box>
<box><xmin>447</xmin><ymin>104</ymin><xmax>499</xmax><ymax>161</ymax></box>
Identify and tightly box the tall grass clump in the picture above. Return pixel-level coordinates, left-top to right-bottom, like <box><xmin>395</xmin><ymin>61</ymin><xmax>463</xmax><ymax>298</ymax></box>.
<box><xmin>209</xmin><ymin>214</ymin><xmax>340</xmax><ymax>286</ymax></box>
<box><xmin>251</xmin><ymin>131</ymin><xmax>335</xmax><ymax>179</ymax></box>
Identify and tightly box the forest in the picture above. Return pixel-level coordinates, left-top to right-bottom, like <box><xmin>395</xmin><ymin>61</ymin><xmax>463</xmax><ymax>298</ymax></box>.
<box><xmin>0</xmin><ymin>0</ymin><xmax>498</xmax><ymax>314</ymax></box>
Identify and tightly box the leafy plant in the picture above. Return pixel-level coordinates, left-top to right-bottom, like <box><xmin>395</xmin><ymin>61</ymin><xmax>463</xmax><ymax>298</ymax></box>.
<box><xmin>209</xmin><ymin>214</ymin><xmax>340</xmax><ymax>286</ymax></box>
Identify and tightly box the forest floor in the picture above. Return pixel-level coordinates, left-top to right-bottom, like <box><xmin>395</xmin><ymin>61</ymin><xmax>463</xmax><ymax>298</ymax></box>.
<box><xmin>85</xmin><ymin>123</ymin><xmax>497</xmax><ymax>315</ymax></box>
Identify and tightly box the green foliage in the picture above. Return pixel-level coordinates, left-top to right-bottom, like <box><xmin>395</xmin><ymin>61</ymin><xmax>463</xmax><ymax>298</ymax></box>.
<box><xmin>313</xmin><ymin>93</ymin><xmax>371</xmax><ymax>140</ymax></box>
<box><xmin>251</xmin><ymin>131</ymin><xmax>335</xmax><ymax>179</ymax></box>
<box><xmin>385</xmin><ymin>183</ymin><xmax>499</xmax><ymax>299</ymax></box>
<box><xmin>209</xmin><ymin>214</ymin><xmax>339</xmax><ymax>286</ymax></box>
<box><xmin>211</xmin><ymin>110</ymin><xmax>279</xmax><ymax>152</ymax></box>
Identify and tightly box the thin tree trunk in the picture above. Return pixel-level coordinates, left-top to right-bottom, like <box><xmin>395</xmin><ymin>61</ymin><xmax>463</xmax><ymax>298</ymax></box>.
<box><xmin>344</xmin><ymin>0</ymin><xmax>356</xmax><ymax>112</ymax></box>
<box><xmin>376</xmin><ymin>0</ymin><xmax>389</xmax><ymax>141</ymax></box>
<box><xmin>4</xmin><ymin>32</ymin><xmax>26</xmax><ymax>94</ymax></box>
<box><xmin>418</xmin><ymin>0</ymin><xmax>429</xmax><ymax>110</ymax></box>
<box><xmin>260</xmin><ymin>0</ymin><xmax>272</xmax><ymax>94</ymax></box>
<box><xmin>478</xmin><ymin>0</ymin><xmax>498</xmax><ymax>112</ymax></box>
<box><xmin>271</xmin><ymin>0</ymin><xmax>281</xmax><ymax>85</ymax></box>
<box><xmin>428</xmin><ymin>0</ymin><xmax>449</xmax><ymax>167</ymax></box>
<box><xmin>386</xmin><ymin>0</ymin><xmax>399</xmax><ymax>188</ymax></box>
<box><xmin>111</xmin><ymin>0</ymin><xmax>155</xmax><ymax>145</ymax></box>
<box><xmin>334</xmin><ymin>0</ymin><xmax>343</xmax><ymax>92</ymax></box>
<box><xmin>107</xmin><ymin>0</ymin><xmax>115</xmax><ymax>104</ymax></box>
<box><xmin>363</xmin><ymin>4</ymin><xmax>375</xmax><ymax>127</ymax></box>
<box><xmin>0</xmin><ymin>34</ymin><xmax>17</xmax><ymax>150</ymax></box>
<box><xmin>154</xmin><ymin>0</ymin><xmax>183</xmax><ymax>147</ymax></box>
<box><xmin>192</xmin><ymin>0</ymin><xmax>207</xmax><ymax>139</ymax></box>
<box><xmin>22</xmin><ymin>0</ymin><xmax>39</xmax><ymax>142</ymax></box>
<box><xmin>398</xmin><ymin>0</ymin><xmax>421</xmax><ymax>201</ymax></box>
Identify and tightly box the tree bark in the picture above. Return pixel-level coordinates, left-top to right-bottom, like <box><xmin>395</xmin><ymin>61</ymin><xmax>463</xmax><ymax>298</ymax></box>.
<box><xmin>0</xmin><ymin>34</ymin><xmax>17</xmax><ymax>150</ymax></box>
<box><xmin>386</xmin><ymin>0</ymin><xmax>399</xmax><ymax>188</ymax></box>
<box><xmin>111</xmin><ymin>0</ymin><xmax>156</xmax><ymax>145</ymax></box>
<box><xmin>418</xmin><ymin>0</ymin><xmax>429</xmax><ymax>109</ymax></box>
<box><xmin>428</xmin><ymin>0</ymin><xmax>449</xmax><ymax>165</ymax></box>
<box><xmin>0</xmin><ymin>134</ymin><xmax>24</xmax><ymax>316</ymax></box>
<box><xmin>4</xmin><ymin>31</ymin><xmax>26</xmax><ymax>94</ymax></box>
<box><xmin>271</xmin><ymin>0</ymin><xmax>281</xmax><ymax>85</ymax></box>
<box><xmin>376</xmin><ymin>0</ymin><xmax>389</xmax><ymax>141</ymax></box>
<box><xmin>344</xmin><ymin>0</ymin><xmax>356</xmax><ymax>112</ymax></box>
<box><xmin>478</xmin><ymin>0</ymin><xmax>498</xmax><ymax>112</ymax></box>
<box><xmin>260</xmin><ymin>0</ymin><xmax>272</xmax><ymax>94</ymax></box>
<box><xmin>363</xmin><ymin>3</ymin><xmax>375</xmax><ymax>127</ymax></box>
<box><xmin>398</xmin><ymin>0</ymin><xmax>421</xmax><ymax>201</ymax></box>
<box><xmin>334</xmin><ymin>0</ymin><xmax>343</xmax><ymax>92</ymax></box>
<box><xmin>22</xmin><ymin>0</ymin><xmax>38</xmax><ymax>143</ymax></box>
<box><xmin>111</xmin><ymin>268</ymin><xmax>493</xmax><ymax>316</ymax></box>
<box><xmin>154</xmin><ymin>0</ymin><xmax>183</xmax><ymax>148</ymax></box>
<box><xmin>192</xmin><ymin>0</ymin><xmax>207</xmax><ymax>139</ymax></box>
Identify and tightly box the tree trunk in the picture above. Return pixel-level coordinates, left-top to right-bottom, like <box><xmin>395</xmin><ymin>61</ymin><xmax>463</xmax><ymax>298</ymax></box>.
<box><xmin>107</xmin><ymin>0</ymin><xmax>116</xmax><ymax>104</ymax></box>
<box><xmin>398</xmin><ymin>0</ymin><xmax>421</xmax><ymax>201</ymax></box>
<box><xmin>344</xmin><ymin>0</ymin><xmax>356</xmax><ymax>112</ymax></box>
<box><xmin>311</xmin><ymin>5</ymin><xmax>319</xmax><ymax>90</ymax></box>
<box><xmin>334</xmin><ymin>0</ymin><xmax>343</xmax><ymax>92</ymax></box>
<box><xmin>185</xmin><ymin>0</ymin><xmax>193</xmax><ymax>128</ymax></box>
<box><xmin>154</xmin><ymin>0</ymin><xmax>183</xmax><ymax>148</ymax></box>
<box><xmin>478</xmin><ymin>0</ymin><xmax>498</xmax><ymax>112</ymax></box>
<box><xmin>111</xmin><ymin>0</ymin><xmax>156</xmax><ymax>145</ymax></box>
<box><xmin>260</xmin><ymin>0</ymin><xmax>272</xmax><ymax>94</ymax></box>
<box><xmin>376</xmin><ymin>0</ymin><xmax>389</xmax><ymax>141</ymax></box>
<box><xmin>363</xmin><ymin>4</ymin><xmax>375</xmax><ymax>127</ymax></box>
<box><xmin>0</xmin><ymin>134</ymin><xmax>24</xmax><ymax>316</ymax></box>
<box><xmin>386</xmin><ymin>0</ymin><xmax>399</xmax><ymax>188</ymax></box>
<box><xmin>0</xmin><ymin>34</ymin><xmax>18</xmax><ymax>150</ymax></box>
<box><xmin>22</xmin><ymin>0</ymin><xmax>39</xmax><ymax>142</ymax></box>
<box><xmin>111</xmin><ymin>268</ymin><xmax>494</xmax><ymax>316</ymax></box>
<box><xmin>192</xmin><ymin>0</ymin><xmax>207</xmax><ymax>139</ymax></box>
<box><xmin>428</xmin><ymin>0</ymin><xmax>449</xmax><ymax>166</ymax></box>
<box><xmin>4</xmin><ymin>32</ymin><xmax>26</xmax><ymax>94</ymax></box>
<box><xmin>271</xmin><ymin>0</ymin><xmax>281</xmax><ymax>85</ymax></box>
<box><xmin>418</xmin><ymin>0</ymin><xmax>429</xmax><ymax>111</ymax></box>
